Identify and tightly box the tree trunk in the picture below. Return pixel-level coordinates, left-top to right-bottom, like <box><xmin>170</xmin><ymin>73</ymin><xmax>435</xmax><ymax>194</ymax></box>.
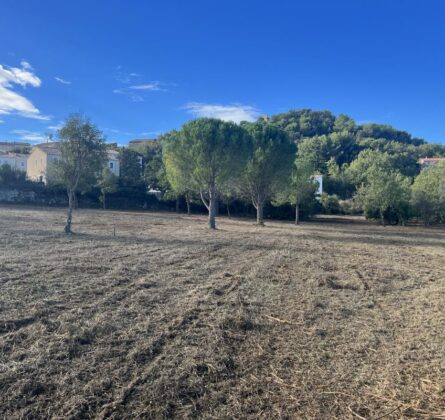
<box><xmin>185</xmin><ymin>193</ymin><xmax>191</xmax><ymax>216</ymax></box>
<box><xmin>65</xmin><ymin>189</ymin><xmax>74</xmax><ymax>234</ymax></box>
<box><xmin>175</xmin><ymin>196</ymin><xmax>180</xmax><ymax>213</ymax></box>
<box><xmin>102</xmin><ymin>192</ymin><xmax>106</xmax><ymax>210</ymax></box>
<box><xmin>380</xmin><ymin>210</ymin><xmax>386</xmax><ymax>226</ymax></box>
<box><xmin>208</xmin><ymin>185</ymin><xmax>217</xmax><ymax>229</ymax></box>
<box><xmin>226</xmin><ymin>202</ymin><xmax>231</xmax><ymax>218</ymax></box>
<box><xmin>256</xmin><ymin>201</ymin><xmax>265</xmax><ymax>225</ymax></box>
<box><xmin>295</xmin><ymin>202</ymin><xmax>300</xmax><ymax>225</ymax></box>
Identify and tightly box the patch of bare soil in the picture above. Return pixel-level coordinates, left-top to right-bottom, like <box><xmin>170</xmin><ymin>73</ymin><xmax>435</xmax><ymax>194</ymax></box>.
<box><xmin>1</xmin><ymin>206</ymin><xmax>444</xmax><ymax>419</ymax></box>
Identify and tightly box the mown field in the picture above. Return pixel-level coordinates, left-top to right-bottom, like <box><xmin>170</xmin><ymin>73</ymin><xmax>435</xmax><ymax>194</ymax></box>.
<box><xmin>1</xmin><ymin>206</ymin><xmax>444</xmax><ymax>419</ymax></box>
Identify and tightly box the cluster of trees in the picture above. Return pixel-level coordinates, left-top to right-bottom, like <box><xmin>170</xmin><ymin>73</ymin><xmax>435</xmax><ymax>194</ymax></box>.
<box><xmin>6</xmin><ymin>109</ymin><xmax>444</xmax><ymax>233</ymax></box>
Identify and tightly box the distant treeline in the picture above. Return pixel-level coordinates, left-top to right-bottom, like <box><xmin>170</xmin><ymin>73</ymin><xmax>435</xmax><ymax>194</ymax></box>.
<box><xmin>2</xmin><ymin>109</ymin><xmax>445</xmax><ymax>226</ymax></box>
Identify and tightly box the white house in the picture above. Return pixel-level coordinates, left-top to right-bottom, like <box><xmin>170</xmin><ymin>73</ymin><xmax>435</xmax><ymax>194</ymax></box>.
<box><xmin>312</xmin><ymin>174</ymin><xmax>323</xmax><ymax>197</ymax></box>
<box><xmin>0</xmin><ymin>152</ymin><xmax>28</xmax><ymax>172</ymax></box>
<box><xmin>106</xmin><ymin>150</ymin><xmax>120</xmax><ymax>177</ymax></box>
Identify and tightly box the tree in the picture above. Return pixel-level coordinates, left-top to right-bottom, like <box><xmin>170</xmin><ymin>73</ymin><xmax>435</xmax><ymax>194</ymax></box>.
<box><xmin>274</xmin><ymin>159</ymin><xmax>318</xmax><ymax>225</ymax></box>
<box><xmin>97</xmin><ymin>167</ymin><xmax>118</xmax><ymax>209</ymax></box>
<box><xmin>270</xmin><ymin>109</ymin><xmax>335</xmax><ymax>142</ymax></box>
<box><xmin>52</xmin><ymin>114</ymin><xmax>106</xmax><ymax>233</ymax></box>
<box><xmin>163</xmin><ymin>118</ymin><xmax>249</xmax><ymax>229</ymax></box>
<box><xmin>355</xmin><ymin>167</ymin><xmax>411</xmax><ymax>225</ymax></box>
<box><xmin>411</xmin><ymin>162</ymin><xmax>445</xmax><ymax>225</ymax></box>
<box><xmin>119</xmin><ymin>148</ymin><xmax>142</xmax><ymax>187</ymax></box>
<box><xmin>163</xmin><ymin>131</ymin><xmax>195</xmax><ymax>215</ymax></box>
<box><xmin>241</xmin><ymin>121</ymin><xmax>295</xmax><ymax>225</ymax></box>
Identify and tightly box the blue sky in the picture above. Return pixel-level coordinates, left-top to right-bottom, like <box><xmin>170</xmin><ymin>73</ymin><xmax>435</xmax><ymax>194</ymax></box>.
<box><xmin>1</xmin><ymin>0</ymin><xmax>445</xmax><ymax>145</ymax></box>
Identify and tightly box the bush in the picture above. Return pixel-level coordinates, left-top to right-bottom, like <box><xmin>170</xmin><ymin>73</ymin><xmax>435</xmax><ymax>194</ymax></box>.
<box><xmin>320</xmin><ymin>193</ymin><xmax>340</xmax><ymax>214</ymax></box>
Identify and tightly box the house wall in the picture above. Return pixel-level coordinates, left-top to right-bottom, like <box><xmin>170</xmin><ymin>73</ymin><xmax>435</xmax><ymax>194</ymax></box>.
<box><xmin>0</xmin><ymin>154</ymin><xmax>28</xmax><ymax>171</ymax></box>
<box><xmin>27</xmin><ymin>148</ymin><xmax>48</xmax><ymax>182</ymax></box>
<box><xmin>313</xmin><ymin>174</ymin><xmax>323</xmax><ymax>196</ymax></box>
<box><xmin>107</xmin><ymin>159</ymin><xmax>120</xmax><ymax>177</ymax></box>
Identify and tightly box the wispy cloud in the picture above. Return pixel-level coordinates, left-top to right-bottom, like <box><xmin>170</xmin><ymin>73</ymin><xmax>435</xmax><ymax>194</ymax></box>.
<box><xmin>183</xmin><ymin>102</ymin><xmax>260</xmax><ymax>123</ymax></box>
<box><xmin>55</xmin><ymin>76</ymin><xmax>71</xmax><ymax>85</ymax></box>
<box><xmin>141</xmin><ymin>130</ymin><xmax>161</xmax><ymax>136</ymax></box>
<box><xmin>47</xmin><ymin>122</ymin><xmax>63</xmax><ymax>131</ymax></box>
<box><xmin>0</xmin><ymin>61</ymin><xmax>50</xmax><ymax>120</ymax></box>
<box><xmin>20</xmin><ymin>60</ymin><xmax>33</xmax><ymax>70</ymax></box>
<box><xmin>10</xmin><ymin>129</ymin><xmax>46</xmax><ymax>143</ymax></box>
<box><xmin>113</xmin><ymin>81</ymin><xmax>165</xmax><ymax>102</ymax></box>
<box><xmin>128</xmin><ymin>82</ymin><xmax>162</xmax><ymax>91</ymax></box>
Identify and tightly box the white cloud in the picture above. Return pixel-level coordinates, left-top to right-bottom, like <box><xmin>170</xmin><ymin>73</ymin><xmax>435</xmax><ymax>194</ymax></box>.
<box><xmin>128</xmin><ymin>82</ymin><xmax>162</xmax><ymax>91</ymax></box>
<box><xmin>141</xmin><ymin>130</ymin><xmax>161</xmax><ymax>136</ymax></box>
<box><xmin>55</xmin><ymin>76</ymin><xmax>71</xmax><ymax>85</ymax></box>
<box><xmin>183</xmin><ymin>102</ymin><xmax>260</xmax><ymax>123</ymax></box>
<box><xmin>20</xmin><ymin>60</ymin><xmax>33</xmax><ymax>70</ymax></box>
<box><xmin>47</xmin><ymin>122</ymin><xmax>63</xmax><ymax>131</ymax></box>
<box><xmin>113</xmin><ymin>81</ymin><xmax>165</xmax><ymax>102</ymax></box>
<box><xmin>0</xmin><ymin>61</ymin><xmax>50</xmax><ymax>120</ymax></box>
<box><xmin>10</xmin><ymin>129</ymin><xmax>46</xmax><ymax>143</ymax></box>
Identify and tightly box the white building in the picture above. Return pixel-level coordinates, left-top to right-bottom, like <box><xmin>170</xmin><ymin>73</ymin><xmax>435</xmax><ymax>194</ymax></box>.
<box><xmin>312</xmin><ymin>174</ymin><xmax>323</xmax><ymax>197</ymax></box>
<box><xmin>106</xmin><ymin>150</ymin><xmax>120</xmax><ymax>177</ymax></box>
<box><xmin>0</xmin><ymin>152</ymin><xmax>28</xmax><ymax>172</ymax></box>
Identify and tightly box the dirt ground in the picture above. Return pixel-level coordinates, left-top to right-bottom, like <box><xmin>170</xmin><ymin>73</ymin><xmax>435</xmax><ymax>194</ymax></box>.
<box><xmin>0</xmin><ymin>206</ymin><xmax>444</xmax><ymax>419</ymax></box>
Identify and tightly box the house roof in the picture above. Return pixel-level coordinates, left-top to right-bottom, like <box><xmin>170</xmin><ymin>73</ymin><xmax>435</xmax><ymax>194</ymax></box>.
<box><xmin>34</xmin><ymin>142</ymin><xmax>62</xmax><ymax>154</ymax></box>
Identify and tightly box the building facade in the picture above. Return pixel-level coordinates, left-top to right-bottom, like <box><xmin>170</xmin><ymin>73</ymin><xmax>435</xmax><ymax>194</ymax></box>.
<box><xmin>0</xmin><ymin>153</ymin><xmax>28</xmax><ymax>172</ymax></box>
<box><xmin>27</xmin><ymin>143</ymin><xmax>120</xmax><ymax>183</ymax></box>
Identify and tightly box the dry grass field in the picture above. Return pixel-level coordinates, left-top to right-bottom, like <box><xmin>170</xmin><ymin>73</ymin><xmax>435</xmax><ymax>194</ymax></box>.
<box><xmin>1</xmin><ymin>205</ymin><xmax>444</xmax><ymax>419</ymax></box>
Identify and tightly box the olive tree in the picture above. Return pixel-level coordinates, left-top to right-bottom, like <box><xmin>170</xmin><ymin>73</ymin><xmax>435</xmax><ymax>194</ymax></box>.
<box><xmin>52</xmin><ymin>114</ymin><xmax>106</xmax><ymax>233</ymax></box>
<box><xmin>241</xmin><ymin>121</ymin><xmax>295</xmax><ymax>225</ymax></box>
<box><xmin>164</xmin><ymin>118</ymin><xmax>248</xmax><ymax>229</ymax></box>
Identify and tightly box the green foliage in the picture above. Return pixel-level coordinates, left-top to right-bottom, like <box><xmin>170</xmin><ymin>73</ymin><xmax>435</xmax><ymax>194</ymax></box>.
<box><xmin>97</xmin><ymin>167</ymin><xmax>118</xmax><ymax>208</ymax></box>
<box><xmin>357</xmin><ymin>123</ymin><xmax>424</xmax><ymax>146</ymax></box>
<box><xmin>320</xmin><ymin>193</ymin><xmax>341</xmax><ymax>214</ymax></box>
<box><xmin>274</xmin><ymin>159</ymin><xmax>318</xmax><ymax>222</ymax></box>
<box><xmin>52</xmin><ymin>114</ymin><xmax>107</xmax><ymax>193</ymax></box>
<box><xmin>240</xmin><ymin>121</ymin><xmax>295</xmax><ymax>223</ymax></box>
<box><xmin>411</xmin><ymin>162</ymin><xmax>445</xmax><ymax>224</ymax></box>
<box><xmin>0</xmin><ymin>164</ymin><xmax>28</xmax><ymax>187</ymax></box>
<box><xmin>163</xmin><ymin>118</ymin><xmax>249</xmax><ymax>228</ymax></box>
<box><xmin>119</xmin><ymin>148</ymin><xmax>142</xmax><ymax>187</ymax></box>
<box><xmin>354</xmin><ymin>158</ymin><xmax>412</xmax><ymax>225</ymax></box>
<box><xmin>270</xmin><ymin>109</ymin><xmax>335</xmax><ymax>142</ymax></box>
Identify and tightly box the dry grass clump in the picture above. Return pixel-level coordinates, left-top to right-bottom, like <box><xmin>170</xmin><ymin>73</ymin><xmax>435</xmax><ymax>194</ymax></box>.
<box><xmin>1</xmin><ymin>206</ymin><xmax>444</xmax><ymax>419</ymax></box>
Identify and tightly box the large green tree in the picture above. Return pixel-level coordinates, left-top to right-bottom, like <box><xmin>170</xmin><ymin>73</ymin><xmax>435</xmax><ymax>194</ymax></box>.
<box><xmin>163</xmin><ymin>118</ymin><xmax>249</xmax><ymax>229</ymax></box>
<box><xmin>119</xmin><ymin>148</ymin><xmax>143</xmax><ymax>187</ymax></box>
<box><xmin>349</xmin><ymin>151</ymin><xmax>412</xmax><ymax>225</ymax></box>
<box><xmin>241</xmin><ymin>121</ymin><xmax>295</xmax><ymax>225</ymax></box>
<box><xmin>52</xmin><ymin>114</ymin><xmax>106</xmax><ymax>233</ymax></box>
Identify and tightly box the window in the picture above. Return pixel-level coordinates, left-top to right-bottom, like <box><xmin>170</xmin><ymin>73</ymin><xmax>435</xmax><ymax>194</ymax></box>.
<box><xmin>109</xmin><ymin>162</ymin><xmax>114</xmax><ymax>169</ymax></box>
<box><xmin>21</xmin><ymin>162</ymin><xmax>25</xmax><ymax>167</ymax></box>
